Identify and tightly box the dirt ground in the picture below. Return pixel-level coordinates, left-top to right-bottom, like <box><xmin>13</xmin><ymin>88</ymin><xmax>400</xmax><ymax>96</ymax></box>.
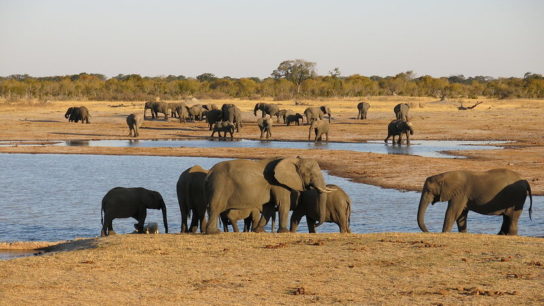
<box><xmin>1</xmin><ymin>97</ymin><xmax>543</xmax><ymax>304</ymax></box>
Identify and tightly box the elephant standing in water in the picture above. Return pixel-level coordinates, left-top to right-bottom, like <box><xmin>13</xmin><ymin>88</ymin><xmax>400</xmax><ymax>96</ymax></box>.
<box><xmin>177</xmin><ymin>165</ymin><xmax>208</xmax><ymax>233</ymax></box>
<box><xmin>309</xmin><ymin>119</ymin><xmax>329</xmax><ymax>142</ymax></box>
<box><xmin>101</xmin><ymin>187</ymin><xmax>168</xmax><ymax>236</ymax></box>
<box><xmin>304</xmin><ymin>106</ymin><xmax>332</xmax><ymax>123</ymax></box>
<box><xmin>394</xmin><ymin>103</ymin><xmax>409</xmax><ymax>120</ymax></box>
<box><xmin>222</xmin><ymin>104</ymin><xmax>243</xmax><ymax>132</ymax></box>
<box><xmin>384</xmin><ymin>119</ymin><xmax>413</xmax><ymax>145</ymax></box>
<box><xmin>291</xmin><ymin>184</ymin><xmax>351</xmax><ymax>233</ymax></box>
<box><xmin>126</xmin><ymin>113</ymin><xmax>142</xmax><ymax>137</ymax></box>
<box><xmin>205</xmin><ymin>157</ymin><xmax>335</xmax><ymax>234</ymax></box>
<box><xmin>417</xmin><ymin>169</ymin><xmax>533</xmax><ymax>235</ymax></box>
<box><xmin>357</xmin><ymin>102</ymin><xmax>370</xmax><ymax>119</ymax></box>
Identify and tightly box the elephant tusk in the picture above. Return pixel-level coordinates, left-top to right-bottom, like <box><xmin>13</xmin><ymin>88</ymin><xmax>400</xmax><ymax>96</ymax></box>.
<box><xmin>324</xmin><ymin>186</ymin><xmax>337</xmax><ymax>192</ymax></box>
<box><xmin>315</xmin><ymin>186</ymin><xmax>333</xmax><ymax>193</ymax></box>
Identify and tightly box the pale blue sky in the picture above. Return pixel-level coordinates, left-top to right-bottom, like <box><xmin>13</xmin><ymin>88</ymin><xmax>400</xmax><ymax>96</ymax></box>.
<box><xmin>1</xmin><ymin>0</ymin><xmax>542</xmax><ymax>78</ymax></box>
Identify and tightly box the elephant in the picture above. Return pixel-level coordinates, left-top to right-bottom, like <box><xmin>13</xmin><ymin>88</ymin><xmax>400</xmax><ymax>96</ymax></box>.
<box><xmin>174</xmin><ymin>104</ymin><xmax>190</xmax><ymax>122</ymax></box>
<box><xmin>308</xmin><ymin>119</ymin><xmax>329</xmax><ymax>142</ymax></box>
<box><xmin>221</xmin><ymin>104</ymin><xmax>243</xmax><ymax>132</ymax></box>
<box><xmin>286</xmin><ymin>113</ymin><xmax>303</xmax><ymax>126</ymax></box>
<box><xmin>276</xmin><ymin>109</ymin><xmax>293</xmax><ymax>124</ymax></box>
<box><xmin>257</xmin><ymin>117</ymin><xmax>272</xmax><ymax>139</ymax></box>
<box><xmin>211</xmin><ymin>121</ymin><xmax>235</xmax><ymax>140</ymax></box>
<box><xmin>417</xmin><ymin>169</ymin><xmax>533</xmax><ymax>235</ymax></box>
<box><xmin>254</xmin><ymin>103</ymin><xmax>280</xmax><ymax>121</ymax></box>
<box><xmin>220</xmin><ymin>208</ymin><xmax>261</xmax><ymax>232</ymax></box>
<box><xmin>134</xmin><ymin>222</ymin><xmax>159</xmax><ymax>234</ymax></box>
<box><xmin>206</xmin><ymin>109</ymin><xmax>223</xmax><ymax>130</ymax></box>
<box><xmin>291</xmin><ymin>184</ymin><xmax>351</xmax><ymax>233</ymax></box>
<box><xmin>202</xmin><ymin>104</ymin><xmax>219</xmax><ymax>111</ymax></box>
<box><xmin>168</xmin><ymin>102</ymin><xmax>186</xmax><ymax>118</ymax></box>
<box><xmin>357</xmin><ymin>102</ymin><xmax>370</xmax><ymax>119</ymax></box>
<box><xmin>177</xmin><ymin>165</ymin><xmax>208</xmax><ymax>233</ymax></box>
<box><xmin>188</xmin><ymin>104</ymin><xmax>206</xmax><ymax>121</ymax></box>
<box><xmin>65</xmin><ymin>106</ymin><xmax>90</xmax><ymax>123</ymax></box>
<box><xmin>144</xmin><ymin>101</ymin><xmax>168</xmax><ymax>120</ymax></box>
<box><xmin>384</xmin><ymin>119</ymin><xmax>413</xmax><ymax>145</ymax></box>
<box><xmin>101</xmin><ymin>187</ymin><xmax>168</xmax><ymax>236</ymax></box>
<box><xmin>304</xmin><ymin>106</ymin><xmax>332</xmax><ymax>123</ymax></box>
<box><xmin>126</xmin><ymin>113</ymin><xmax>142</xmax><ymax>137</ymax></box>
<box><xmin>394</xmin><ymin>103</ymin><xmax>409</xmax><ymax>121</ymax></box>
<box><xmin>204</xmin><ymin>157</ymin><xmax>335</xmax><ymax>234</ymax></box>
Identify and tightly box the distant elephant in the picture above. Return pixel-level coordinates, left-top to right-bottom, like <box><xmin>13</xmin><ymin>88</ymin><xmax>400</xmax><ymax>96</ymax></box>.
<box><xmin>143</xmin><ymin>101</ymin><xmax>157</xmax><ymax>119</ymax></box>
<box><xmin>206</xmin><ymin>109</ymin><xmax>223</xmax><ymax>130</ymax></box>
<box><xmin>357</xmin><ymin>102</ymin><xmax>370</xmax><ymax>119</ymax></box>
<box><xmin>254</xmin><ymin>103</ymin><xmax>280</xmax><ymax>121</ymax></box>
<box><xmin>309</xmin><ymin>119</ymin><xmax>329</xmax><ymax>142</ymax></box>
<box><xmin>205</xmin><ymin>157</ymin><xmax>335</xmax><ymax>234</ymax></box>
<box><xmin>168</xmin><ymin>102</ymin><xmax>186</xmax><ymax>118</ymax></box>
<box><xmin>202</xmin><ymin>104</ymin><xmax>219</xmax><ymax>111</ymax></box>
<box><xmin>145</xmin><ymin>102</ymin><xmax>168</xmax><ymax>120</ymax></box>
<box><xmin>220</xmin><ymin>208</ymin><xmax>261</xmax><ymax>232</ymax></box>
<box><xmin>417</xmin><ymin>169</ymin><xmax>533</xmax><ymax>235</ymax></box>
<box><xmin>291</xmin><ymin>184</ymin><xmax>351</xmax><ymax>233</ymax></box>
<box><xmin>126</xmin><ymin>113</ymin><xmax>142</xmax><ymax>137</ymax></box>
<box><xmin>211</xmin><ymin>121</ymin><xmax>235</xmax><ymax>139</ymax></box>
<box><xmin>65</xmin><ymin>106</ymin><xmax>90</xmax><ymax>123</ymax></box>
<box><xmin>276</xmin><ymin>109</ymin><xmax>293</xmax><ymax>124</ymax></box>
<box><xmin>384</xmin><ymin>119</ymin><xmax>413</xmax><ymax>145</ymax></box>
<box><xmin>286</xmin><ymin>113</ymin><xmax>303</xmax><ymax>126</ymax></box>
<box><xmin>304</xmin><ymin>106</ymin><xmax>332</xmax><ymax>123</ymax></box>
<box><xmin>257</xmin><ymin>117</ymin><xmax>272</xmax><ymax>139</ymax></box>
<box><xmin>177</xmin><ymin>165</ymin><xmax>208</xmax><ymax>233</ymax></box>
<box><xmin>174</xmin><ymin>104</ymin><xmax>190</xmax><ymax>122</ymax></box>
<box><xmin>394</xmin><ymin>103</ymin><xmax>409</xmax><ymax>121</ymax></box>
<box><xmin>221</xmin><ymin>104</ymin><xmax>242</xmax><ymax>132</ymax></box>
<box><xmin>101</xmin><ymin>187</ymin><xmax>168</xmax><ymax>236</ymax></box>
<box><xmin>188</xmin><ymin>104</ymin><xmax>206</xmax><ymax>121</ymax></box>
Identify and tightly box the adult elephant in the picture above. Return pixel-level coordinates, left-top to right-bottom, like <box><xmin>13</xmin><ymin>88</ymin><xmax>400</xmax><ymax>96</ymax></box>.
<box><xmin>221</xmin><ymin>104</ymin><xmax>242</xmax><ymax>132</ymax></box>
<box><xmin>126</xmin><ymin>113</ymin><xmax>142</xmax><ymax>137</ymax></box>
<box><xmin>394</xmin><ymin>103</ymin><xmax>409</xmax><ymax>120</ymax></box>
<box><xmin>206</xmin><ymin>109</ymin><xmax>223</xmax><ymax>130</ymax></box>
<box><xmin>254</xmin><ymin>103</ymin><xmax>280</xmax><ymax>121</ymax></box>
<box><xmin>168</xmin><ymin>102</ymin><xmax>186</xmax><ymax>118</ymax></box>
<box><xmin>308</xmin><ymin>119</ymin><xmax>329</xmax><ymax>142</ymax></box>
<box><xmin>257</xmin><ymin>117</ymin><xmax>272</xmax><ymax>139</ymax></box>
<box><xmin>417</xmin><ymin>169</ymin><xmax>533</xmax><ymax>235</ymax></box>
<box><xmin>188</xmin><ymin>104</ymin><xmax>206</xmax><ymax>121</ymax></box>
<box><xmin>101</xmin><ymin>187</ymin><xmax>168</xmax><ymax>236</ymax></box>
<box><xmin>174</xmin><ymin>103</ymin><xmax>189</xmax><ymax>122</ymax></box>
<box><xmin>65</xmin><ymin>106</ymin><xmax>90</xmax><ymax>123</ymax></box>
<box><xmin>177</xmin><ymin>165</ymin><xmax>208</xmax><ymax>233</ymax></box>
<box><xmin>357</xmin><ymin>102</ymin><xmax>370</xmax><ymax>119</ymax></box>
<box><xmin>291</xmin><ymin>184</ymin><xmax>351</xmax><ymax>233</ymax></box>
<box><xmin>304</xmin><ymin>106</ymin><xmax>332</xmax><ymax>123</ymax></box>
<box><xmin>204</xmin><ymin>157</ymin><xmax>334</xmax><ymax>234</ymax></box>
<box><xmin>384</xmin><ymin>119</ymin><xmax>413</xmax><ymax>145</ymax></box>
<box><xmin>143</xmin><ymin>101</ymin><xmax>157</xmax><ymax>119</ymax></box>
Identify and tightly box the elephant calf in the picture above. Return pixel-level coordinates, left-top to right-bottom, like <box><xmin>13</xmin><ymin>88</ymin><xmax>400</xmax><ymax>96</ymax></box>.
<box><xmin>257</xmin><ymin>117</ymin><xmax>273</xmax><ymax>139</ymax></box>
<box><xmin>286</xmin><ymin>113</ymin><xmax>303</xmax><ymax>126</ymax></box>
<box><xmin>384</xmin><ymin>119</ymin><xmax>413</xmax><ymax>145</ymax></box>
<box><xmin>211</xmin><ymin>121</ymin><xmax>235</xmax><ymax>140</ymax></box>
<box><xmin>220</xmin><ymin>208</ymin><xmax>261</xmax><ymax>232</ymax></box>
<box><xmin>126</xmin><ymin>113</ymin><xmax>142</xmax><ymax>137</ymax></box>
<box><xmin>291</xmin><ymin>184</ymin><xmax>351</xmax><ymax>233</ymax></box>
<box><xmin>65</xmin><ymin>106</ymin><xmax>91</xmax><ymax>123</ymax></box>
<box><xmin>308</xmin><ymin>119</ymin><xmax>329</xmax><ymax>142</ymax></box>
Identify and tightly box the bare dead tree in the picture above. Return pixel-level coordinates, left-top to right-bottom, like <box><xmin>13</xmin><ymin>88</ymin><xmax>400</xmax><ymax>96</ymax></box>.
<box><xmin>458</xmin><ymin>101</ymin><xmax>483</xmax><ymax>110</ymax></box>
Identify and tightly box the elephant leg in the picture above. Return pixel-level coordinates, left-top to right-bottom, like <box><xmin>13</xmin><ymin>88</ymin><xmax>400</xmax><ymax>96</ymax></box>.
<box><xmin>306</xmin><ymin>216</ymin><xmax>317</xmax><ymax>233</ymax></box>
<box><xmin>290</xmin><ymin>206</ymin><xmax>305</xmax><ymax>233</ymax></box>
<box><xmin>199</xmin><ymin>212</ymin><xmax>207</xmax><ymax>234</ymax></box>
<box><xmin>135</xmin><ymin>209</ymin><xmax>147</xmax><ymax>233</ymax></box>
<box><xmin>498</xmin><ymin>214</ymin><xmax>510</xmax><ymax>235</ymax></box>
<box><xmin>384</xmin><ymin>134</ymin><xmax>390</xmax><ymax>143</ymax></box>
<box><xmin>101</xmin><ymin>215</ymin><xmax>113</xmax><ymax>236</ymax></box>
<box><xmin>276</xmin><ymin>194</ymin><xmax>291</xmax><ymax>233</ymax></box>
<box><xmin>500</xmin><ymin>208</ymin><xmax>521</xmax><ymax>235</ymax></box>
<box><xmin>397</xmin><ymin>133</ymin><xmax>402</xmax><ymax>145</ymax></box>
<box><xmin>442</xmin><ymin>198</ymin><xmax>467</xmax><ymax>232</ymax></box>
<box><xmin>180</xmin><ymin>204</ymin><xmax>189</xmax><ymax>233</ymax></box>
<box><xmin>325</xmin><ymin>132</ymin><xmax>329</xmax><ymax>142</ymax></box>
<box><xmin>456</xmin><ymin>209</ymin><xmax>469</xmax><ymax>233</ymax></box>
<box><xmin>205</xmin><ymin>196</ymin><xmax>226</xmax><ymax>234</ymax></box>
<box><xmin>189</xmin><ymin>209</ymin><xmax>199</xmax><ymax>233</ymax></box>
<box><xmin>230</xmin><ymin>219</ymin><xmax>240</xmax><ymax>232</ymax></box>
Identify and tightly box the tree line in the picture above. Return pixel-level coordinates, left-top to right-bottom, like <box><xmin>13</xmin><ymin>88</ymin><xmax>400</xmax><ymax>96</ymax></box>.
<box><xmin>1</xmin><ymin>61</ymin><xmax>543</xmax><ymax>101</ymax></box>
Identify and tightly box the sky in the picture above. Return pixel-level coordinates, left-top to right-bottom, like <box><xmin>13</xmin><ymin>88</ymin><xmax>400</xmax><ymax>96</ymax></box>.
<box><xmin>0</xmin><ymin>0</ymin><xmax>542</xmax><ymax>79</ymax></box>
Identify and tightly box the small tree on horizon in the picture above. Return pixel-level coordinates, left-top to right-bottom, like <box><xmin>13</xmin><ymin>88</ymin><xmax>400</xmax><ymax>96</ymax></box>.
<box><xmin>271</xmin><ymin>59</ymin><xmax>317</xmax><ymax>96</ymax></box>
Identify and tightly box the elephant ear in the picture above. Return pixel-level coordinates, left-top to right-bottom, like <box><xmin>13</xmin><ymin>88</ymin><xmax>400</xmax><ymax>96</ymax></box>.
<box><xmin>434</xmin><ymin>173</ymin><xmax>463</xmax><ymax>202</ymax></box>
<box><xmin>273</xmin><ymin>158</ymin><xmax>304</xmax><ymax>191</ymax></box>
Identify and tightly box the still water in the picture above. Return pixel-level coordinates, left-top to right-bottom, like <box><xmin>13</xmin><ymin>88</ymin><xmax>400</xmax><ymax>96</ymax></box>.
<box><xmin>0</xmin><ymin>154</ymin><xmax>540</xmax><ymax>242</ymax></box>
<box><xmin>0</xmin><ymin>139</ymin><xmax>507</xmax><ymax>158</ymax></box>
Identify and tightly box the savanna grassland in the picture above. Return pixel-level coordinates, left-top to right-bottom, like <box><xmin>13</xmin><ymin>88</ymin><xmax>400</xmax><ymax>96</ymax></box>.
<box><xmin>0</xmin><ymin>96</ymin><xmax>543</xmax><ymax>304</ymax></box>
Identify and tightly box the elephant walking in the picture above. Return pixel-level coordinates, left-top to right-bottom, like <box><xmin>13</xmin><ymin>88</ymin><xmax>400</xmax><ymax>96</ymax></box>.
<box><xmin>384</xmin><ymin>119</ymin><xmax>413</xmax><ymax>145</ymax></box>
<box><xmin>417</xmin><ymin>169</ymin><xmax>533</xmax><ymax>235</ymax></box>
<box><xmin>304</xmin><ymin>106</ymin><xmax>332</xmax><ymax>124</ymax></box>
<box><xmin>291</xmin><ymin>184</ymin><xmax>351</xmax><ymax>233</ymax></box>
<box><xmin>177</xmin><ymin>165</ymin><xmax>208</xmax><ymax>233</ymax></box>
<box><xmin>257</xmin><ymin>117</ymin><xmax>272</xmax><ymax>139</ymax></box>
<box><xmin>286</xmin><ymin>113</ymin><xmax>303</xmax><ymax>126</ymax></box>
<box><xmin>126</xmin><ymin>113</ymin><xmax>142</xmax><ymax>137</ymax></box>
<box><xmin>309</xmin><ymin>119</ymin><xmax>329</xmax><ymax>142</ymax></box>
<box><xmin>357</xmin><ymin>102</ymin><xmax>370</xmax><ymax>119</ymax></box>
<box><xmin>394</xmin><ymin>103</ymin><xmax>409</xmax><ymax>121</ymax></box>
<box><xmin>211</xmin><ymin>121</ymin><xmax>235</xmax><ymax>140</ymax></box>
<box><xmin>101</xmin><ymin>187</ymin><xmax>168</xmax><ymax>236</ymax></box>
<box><xmin>65</xmin><ymin>106</ymin><xmax>90</xmax><ymax>123</ymax></box>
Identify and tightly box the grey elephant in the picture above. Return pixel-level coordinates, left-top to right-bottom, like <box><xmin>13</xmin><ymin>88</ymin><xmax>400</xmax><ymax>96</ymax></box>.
<box><xmin>220</xmin><ymin>208</ymin><xmax>261</xmax><ymax>232</ymax></box>
<box><xmin>65</xmin><ymin>106</ymin><xmax>90</xmax><ymax>123</ymax></box>
<box><xmin>204</xmin><ymin>157</ymin><xmax>335</xmax><ymax>234</ymax></box>
<box><xmin>174</xmin><ymin>104</ymin><xmax>190</xmax><ymax>122</ymax></box>
<box><xmin>257</xmin><ymin>117</ymin><xmax>272</xmax><ymax>139</ymax></box>
<box><xmin>384</xmin><ymin>119</ymin><xmax>413</xmax><ymax>145</ymax></box>
<box><xmin>418</xmin><ymin>169</ymin><xmax>533</xmax><ymax>235</ymax></box>
<box><xmin>304</xmin><ymin>106</ymin><xmax>332</xmax><ymax>124</ymax></box>
<box><xmin>394</xmin><ymin>103</ymin><xmax>409</xmax><ymax>121</ymax></box>
<box><xmin>221</xmin><ymin>104</ymin><xmax>243</xmax><ymax>132</ymax></box>
<box><xmin>145</xmin><ymin>101</ymin><xmax>169</xmax><ymax>120</ymax></box>
<box><xmin>188</xmin><ymin>104</ymin><xmax>206</xmax><ymax>121</ymax></box>
<box><xmin>211</xmin><ymin>121</ymin><xmax>235</xmax><ymax>139</ymax></box>
<box><xmin>144</xmin><ymin>101</ymin><xmax>156</xmax><ymax>119</ymax></box>
<box><xmin>206</xmin><ymin>109</ymin><xmax>223</xmax><ymax>130</ymax></box>
<box><xmin>286</xmin><ymin>113</ymin><xmax>303</xmax><ymax>126</ymax></box>
<box><xmin>101</xmin><ymin>187</ymin><xmax>168</xmax><ymax>236</ymax></box>
<box><xmin>276</xmin><ymin>109</ymin><xmax>293</xmax><ymax>124</ymax></box>
<box><xmin>309</xmin><ymin>119</ymin><xmax>329</xmax><ymax>142</ymax></box>
<box><xmin>168</xmin><ymin>102</ymin><xmax>187</xmax><ymax>118</ymax></box>
<box><xmin>177</xmin><ymin>165</ymin><xmax>208</xmax><ymax>233</ymax></box>
<box><xmin>254</xmin><ymin>103</ymin><xmax>280</xmax><ymax>121</ymax></box>
<box><xmin>202</xmin><ymin>104</ymin><xmax>219</xmax><ymax>111</ymax></box>
<box><xmin>126</xmin><ymin>113</ymin><xmax>142</xmax><ymax>137</ymax></box>
<box><xmin>290</xmin><ymin>184</ymin><xmax>351</xmax><ymax>233</ymax></box>
<box><xmin>357</xmin><ymin>102</ymin><xmax>370</xmax><ymax>119</ymax></box>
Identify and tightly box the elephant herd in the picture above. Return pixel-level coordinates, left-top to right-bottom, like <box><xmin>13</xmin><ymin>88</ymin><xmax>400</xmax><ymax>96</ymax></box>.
<box><xmin>101</xmin><ymin>157</ymin><xmax>352</xmax><ymax>236</ymax></box>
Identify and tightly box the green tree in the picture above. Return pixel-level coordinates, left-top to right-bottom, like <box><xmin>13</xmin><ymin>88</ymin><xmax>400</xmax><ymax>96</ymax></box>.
<box><xmin>271</xmin><ymin>59</ymin><xmax>316</xmax><ymax>96</ymax></box>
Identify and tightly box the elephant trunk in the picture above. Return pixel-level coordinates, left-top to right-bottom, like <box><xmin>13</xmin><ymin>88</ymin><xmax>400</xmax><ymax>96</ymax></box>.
<box><xmin>161</xmin><ymin>203</ymin><xmax>169</xmax><ymax>233</ymax></box>
<box><xmin>417</xmin><ymin>191</ymin><xmax>432</xmax><ymax>232</ymax></box>
<box><xmin>308</xmin><ymin>124</ymin><xmax>312</xmax><ymax>141</ymax></box>
<box><xmin>315</xmin><ymin>191</ymin><xmax>327</xmax><ymax>227</ymax></box>
<box><xmin>253</xmin><ymin>104</ymin><xmax>258</xmax><ymax>116</ymax></box>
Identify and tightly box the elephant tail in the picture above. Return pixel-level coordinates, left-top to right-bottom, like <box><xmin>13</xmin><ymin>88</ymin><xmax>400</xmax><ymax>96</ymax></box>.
<box><xmin>346</xmin><ymin>198</ymin><xmax>351</xmax><ymax>229</ymax></box>
<box><xmin>526</xmin><ymin>180</ymin><xmax>533</xmax><ymax>220</ymax></box>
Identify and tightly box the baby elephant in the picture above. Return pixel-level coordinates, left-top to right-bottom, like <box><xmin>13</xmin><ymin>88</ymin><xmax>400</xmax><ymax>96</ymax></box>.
<box><xmin>308</xmin><ymin>119</ymin><xmax>329</xmax><ymax>142</ymax></box>
<box><xmin>384</xmin><ymin>119</ymin><xmax>413</xmax><ymax>145</ymax></box>
<box><xmin>257</xmin><ymin>117</ymin><xmax>273</xmax><ymax>139</ymax></box>
<box><xmin>286</xmin><ymin>113</ymin><xmax>303</xmax><ymax>126</ymax></box>
<box><xmin>290</xmin><ymin>184</ymin><xmax>351</xmax><ymax>233</ymax></box>
<box><xmin>126</xmin><ymin>113</ymin><xmax>142</xmax><ymax>137</ymax></box>
<box><xmin>211</xmin><ymin>121</ymin><xmax>235</xmax><ymax>140</ymax></box>
<box><xmin>220</xmin><ymin>208</ymin><xmax>261</xmax><ymax>232</ymax></box>
<box><xmin>133</xmin><ymin>222</ymin><xmax>159</xmax><ymax>234</ymax></box>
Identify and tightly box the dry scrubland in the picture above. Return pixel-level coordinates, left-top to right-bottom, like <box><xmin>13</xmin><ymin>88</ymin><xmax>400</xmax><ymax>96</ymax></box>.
<box><xmin>0</xmin><ymin>97</ymin><xmax>543</xmax><ymax>304</ymax></box>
